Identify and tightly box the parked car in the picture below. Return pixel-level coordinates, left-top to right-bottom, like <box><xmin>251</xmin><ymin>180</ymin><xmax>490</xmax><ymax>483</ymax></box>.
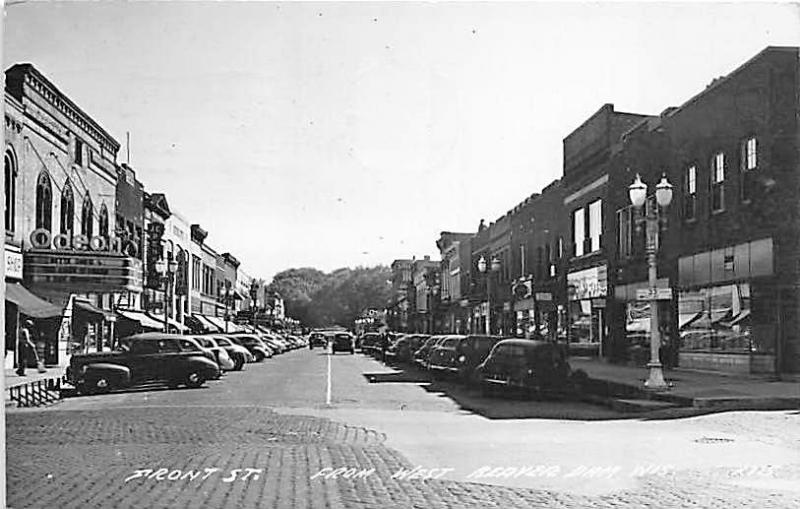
<box><xmin>226</xmin><ymin>334</ymin><xmax>271</xmax><ymax>361</ymax></box>
<box><xmin>398</xmin><ymin>334</ymin><xmax>430</xmax><ymax>363</ymax></box>
<box><xmin>427</xmin><ymin>335</ymin><xmax>468</xmax><ymax>378</ymax></box>
<box><xmin>475</xmin><ymin>339</ymin><xmax>571</xmax><ymax>398</ymax></box>
<box><xmin>308</xmin><ymin>331</ymin><xmax>327</xmax><ymax>350</ymax></box>
<box><xmin>211</xmin><ymin>335</ymin><xmax>253</xmax><ymax>370</ymax></box>
<box><xmin>331</xmin><ymin>332</ymin><xmax>355</xmax><ymax>354</ymax></box>
<box><xmin>413</xmin><ymin>335</ymin><xmax>450</xmax><ymax>369</ymax></box>
<box><xmin>193</xmin><ymin>336</ymin><xmax>235</xmax><ymax>371</ymax></box>
<box><xmin>66</xmin><ymin>333</ymin><xmax>220</xmax><ymax>394</ymax></box>
<box><xmin>455</xmin><ymin>335</ymin><xmax>506</xmax><ymax>385</ymax></box>
<box><xmin>359</xmin><ymin>332</ymin><xmax>382</xmax><ymax>355</ymax></box>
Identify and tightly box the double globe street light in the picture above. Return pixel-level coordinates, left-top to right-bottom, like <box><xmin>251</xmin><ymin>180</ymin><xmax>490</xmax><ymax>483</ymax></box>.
<box><xmin>628</xmin><ymin>173</ymin><xmax>673</xmax><ymax>390</ymax></box>
<box><xmin>477</xmin><ymin>255</ymin><xmax>501</xmax><ymax>335</ymax></box>
<box><xmin>155</xmin><ymin>256</ymin><xmax>178</xmax><ymax>334</ymax></box>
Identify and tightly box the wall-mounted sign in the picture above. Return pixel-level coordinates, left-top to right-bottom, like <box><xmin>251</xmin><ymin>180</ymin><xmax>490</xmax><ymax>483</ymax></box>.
<box><xmin>567</xmin><ymin>265</ymin><xmax>607</xmax><ymax>300</ymax></box>
<box><xmin>24</xmin><ymin>250</ymin><xmax>143</xmax><ymax>294</ymax></box>
<box><xmin>29</xmin><ymin>228</ymin><xmax>139</xmax><ymax>257</ymax></box>
<box><xmin>635</xmin><ymin>288</ymin><xmax>673</xmax><ymax>301</ymax></box>
<box><xmin>5</xmin><ymin>245</ymin><xmax>23</xmax><ymax>280</ymax></box>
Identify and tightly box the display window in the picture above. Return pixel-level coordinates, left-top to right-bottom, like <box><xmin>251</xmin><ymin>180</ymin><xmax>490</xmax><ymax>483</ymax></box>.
<box><xmin>678</xmin><ymin>283</ymin><xmax>758</xmax><ymax>352</ymax></box>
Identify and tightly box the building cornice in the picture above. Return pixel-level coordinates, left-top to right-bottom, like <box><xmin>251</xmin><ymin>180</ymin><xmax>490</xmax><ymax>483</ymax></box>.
<box><xmin>6</xmin><ymin>63</ymin><xmax>121</xmax><ymax>154</ymax></box>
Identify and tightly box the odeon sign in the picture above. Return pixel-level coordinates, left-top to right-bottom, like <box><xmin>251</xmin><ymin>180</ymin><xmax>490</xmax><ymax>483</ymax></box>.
<box><xmin>29</xmin><ymin>228</ymin><xmax>140</xmax><ymax>258</ymax></box>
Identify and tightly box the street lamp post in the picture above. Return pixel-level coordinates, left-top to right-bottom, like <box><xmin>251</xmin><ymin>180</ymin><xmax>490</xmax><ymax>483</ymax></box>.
<box><xmin>156</xmin><ymin>256</ymin><xmax>178</xmax><ymax>334</ymax></box>
<box><xmin>478</xmin><ymin>255</ymin><xmax>501</xmax><ymax>335</ymax></box>
<box><xmin>628</xmin><ymin>173</ymin><xmax>673</xmax><ymax>390</ymax></box>
<box><xmin>223</xmin><ymin>286</ymin><xmax>233</xmax><ymax>333</ymax></box>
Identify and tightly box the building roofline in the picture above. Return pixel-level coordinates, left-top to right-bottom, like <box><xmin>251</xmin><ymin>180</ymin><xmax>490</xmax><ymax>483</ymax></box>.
<box><xmin>6</xmin><ymin>63</ymin><xmax>121</xmax><ymax>151</ymax></box>
<box><xmin>666</xmin><ymin>46</ymin><xmax>799</xmax><ymax>118</ymax></box>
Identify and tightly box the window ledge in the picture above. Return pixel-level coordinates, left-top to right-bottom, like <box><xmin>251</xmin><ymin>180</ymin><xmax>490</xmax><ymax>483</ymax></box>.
<box><xmin>711</xmin><ymin>208</ymin><xmax>726</xmax><ymax>216</ymax></box>
<box><xmin>684</xmin><ymin>218</ymin><xmax>697</xmax><ymax>224</ymax></box>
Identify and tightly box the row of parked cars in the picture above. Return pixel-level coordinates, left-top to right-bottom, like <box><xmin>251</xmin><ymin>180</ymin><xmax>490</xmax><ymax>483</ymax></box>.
<box><xmin>66</xmin><ymin>330</ymin><xmax>308</xmax><ymax>394</ymax></box>
<box><xmin>358</xmin><ymin>332</ymin><xmax>576</xmax><ymax>398</ymax></box>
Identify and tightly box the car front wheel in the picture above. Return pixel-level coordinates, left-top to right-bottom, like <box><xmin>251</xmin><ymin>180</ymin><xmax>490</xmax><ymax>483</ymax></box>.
<box><xmin>233</xmin><ymin>355</ymin><xmax>245</xmax><ymax>371</ymax></box>
<box><xmin>186</xmin><ymin>371</ymin><xmax>205</xmax><ymax>389</ymax></box>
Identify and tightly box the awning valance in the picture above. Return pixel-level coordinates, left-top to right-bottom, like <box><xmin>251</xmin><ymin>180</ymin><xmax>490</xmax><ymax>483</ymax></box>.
<box><xmin>74</xmin><ymin>299</ymin><xmax>116</xmax><ymax>320</ymax></box>
<box><xmin>146</xmin><ymin>312</ymin><xmax>188</xmax><ymax>332</ymax></box>
<box><xmin>117</xmin><ymin>309</ymin><xmax>164</xmax><ymax>330</ymax></box>
<box><xmin>205</xmin><ymin>315</ymin><xmax>243</xmax><ymax>332</ymax></box>
<box><xmin>192</xmin><ymin>314</ymin><xmax>222</xmax><ymax>332</ymax></box>
<box><xmin>5</xmin><ymin>282</ymin><xmax>63</xmax><ymax>318</ymax></box>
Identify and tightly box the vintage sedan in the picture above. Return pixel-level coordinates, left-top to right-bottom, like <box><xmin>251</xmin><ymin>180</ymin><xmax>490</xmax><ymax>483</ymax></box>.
<box><xmin>211</xmin><ymin>335</ymin><xmax>253</xmax><ymax>370</ymax></box>
<box><xmin>427</xmin><ymin>335</ymin><xmax>468</xmax><ymax>379</ymax></box>
<box><xmin>412</xmin><ymin>335</ymin><xmax>450</xmax><ymax>369</ymax></box>
<box><xmin>66</xmin><ymin>333</ymin><xmax>220</xmax><ymax>394</ymax></box>
<box><xmin>226</xmin><ymin>334</ymin><xmax>271</xmax><ymax>362</ymax></box>
<box><xmin>330</xmin><ymin>332</ymin><xmax>355</xmax><ymax>354</ymax></box>
<box><xmin>193</xmin><ymin>336</ymin><xmax>235</xmax><ymax>371</ymax></box>
<box><xmin>475</xmin><ymin>339</ymin><xmax>571</xmax><ymax>398</ymax></box>
<box><xmin>308</xmin><ymin>331</ymin><xmax>328</xmax><ymax>350</ymax></box>
<box><xmin>454</xmin><ymin>335</ymin><xmax>506</xmax><ymax>385</ymax></box>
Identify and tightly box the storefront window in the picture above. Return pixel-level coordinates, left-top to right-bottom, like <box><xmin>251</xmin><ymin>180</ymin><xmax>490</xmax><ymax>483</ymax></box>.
<box><xmin>569</xmin><ymin>300</ymin><xmax>596</xmax><ymax>343</ymax></box>
<box><xmin>678</xmin><ymin>283</ymin><xmax>757</xmax><ymax>353</ymax></box>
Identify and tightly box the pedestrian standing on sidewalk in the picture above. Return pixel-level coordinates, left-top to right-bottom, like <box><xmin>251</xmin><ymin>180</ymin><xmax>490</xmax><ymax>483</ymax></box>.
<box><xmin>16</xmin><ymin>321</ymin><xmax>34</xmax><ymax>376</ymax></box>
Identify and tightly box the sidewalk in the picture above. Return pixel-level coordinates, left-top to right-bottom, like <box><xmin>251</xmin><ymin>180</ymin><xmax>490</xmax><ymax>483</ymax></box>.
<box><xmin>5</xmin><ymin>365</ymin><xmax>67</xmax><ymax>389</ymax></box>
<box><xmin>570</xmin><ymin>357</ymin><xmax>800</xmax><ymax>410</ymax></box>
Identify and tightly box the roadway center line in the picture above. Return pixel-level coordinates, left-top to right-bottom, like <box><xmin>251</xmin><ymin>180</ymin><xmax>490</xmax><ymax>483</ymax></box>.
<box><xmin>326</xmin><ymin>346</ymin><xmax>332</xmax><ymax>406</ymax></box>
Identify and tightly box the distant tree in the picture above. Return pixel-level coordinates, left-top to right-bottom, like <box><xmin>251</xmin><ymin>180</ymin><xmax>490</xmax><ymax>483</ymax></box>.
<box><xmin>265</xmin><ymin>265</ymin><xmax>392</xmax><ymax>328</ymax></box>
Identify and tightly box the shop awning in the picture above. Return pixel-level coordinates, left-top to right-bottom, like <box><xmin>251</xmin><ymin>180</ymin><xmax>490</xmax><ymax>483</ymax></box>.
<box><xmin>5</xmin><ymin>282</ymin><xmax>63</xmax><ymax>319</ymax></box>
<box><xmin>205</xmin><ymin>315</ymin><xmax>243</xmax><ymax>333</ymax></box>
<box><xmin>74</xmin><ymin>299</ymin><xmax>117</xmax><ymax>320</ymax></box>
<box><xmin>145</xmin><ymin>312</ymin><xmax>189</xmax><ymax>332</ymax></box>
<box><xmin>192</xmin><ymin>314</ymin><xmax>222</xmax><ymax>332</ymax></box>
<box><xmin>117</xmin><ymin>309</ymin><xmax>165</xmax><ymax>330</ymax></box>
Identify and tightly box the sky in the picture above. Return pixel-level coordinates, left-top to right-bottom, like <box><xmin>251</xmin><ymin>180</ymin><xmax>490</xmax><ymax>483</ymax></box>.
<box><xmin>4</xmin><ymin>1</ymin><xmax>800</xmax><ymax>281</ymax></box>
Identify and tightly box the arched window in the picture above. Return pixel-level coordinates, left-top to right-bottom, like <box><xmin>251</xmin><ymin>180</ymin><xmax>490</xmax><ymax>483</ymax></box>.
<box><xmin>4</xmin><ymin>149</ymin><xmax>17</xmax><ymax>232</ymax></box>
<box><xmin>60</xmin><ymin>182</ymin><xmax>74</xmax><ymax>235</ymax></box>
<box><xmin>99</xmin><ymin>204</ymin><xmax>109</xmax><ymax>240</ymax></box>
<box><xmin>35</xmin><ymin>171</ymin><xmax>53</xmax><ymax>231</ymax></box>
<box><xmin>81</xmin><ymin>193</ymin><xmax>93</xmax><ymax>238</ymax></box>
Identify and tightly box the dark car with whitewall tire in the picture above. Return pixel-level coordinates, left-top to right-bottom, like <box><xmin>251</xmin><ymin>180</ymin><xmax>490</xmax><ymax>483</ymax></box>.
<box><xmin>66</xmin><ymin>333</ymin><xmax>220</xmax><ymax>394</ymax></box>
<box><xmin>331</xmin><ymin>332</ymin><xmax>355</xmax><ymax>354</ymax></box>
<box><xmin>475</xmin><ymin>339</ymin><xmax>571</xmax><ymax>399</ymax></box>
<box><xmin>308</xmin><ymin>332</ymin><xmax>327</xmax><ymax>350</ymax></box>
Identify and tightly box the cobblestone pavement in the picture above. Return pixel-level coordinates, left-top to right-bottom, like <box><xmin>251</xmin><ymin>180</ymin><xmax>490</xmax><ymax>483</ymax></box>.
<box><xmin>6</xmin><ymin>350</ymin><xmax>800</xmax><ymax>508</ymax></box>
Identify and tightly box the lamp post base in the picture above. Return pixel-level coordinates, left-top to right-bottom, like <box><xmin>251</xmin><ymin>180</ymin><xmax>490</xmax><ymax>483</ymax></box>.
<box><xmin>644</xmin><ymin>361</ymin><xmax>669</xmax><ymax>390</ymax></box>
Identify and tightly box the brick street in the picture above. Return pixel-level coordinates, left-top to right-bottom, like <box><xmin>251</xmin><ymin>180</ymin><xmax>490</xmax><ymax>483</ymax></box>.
<box><xmin>6</xmin><ymin>349</ymin><xmax>800</xmax><ymax>508</ymax></box>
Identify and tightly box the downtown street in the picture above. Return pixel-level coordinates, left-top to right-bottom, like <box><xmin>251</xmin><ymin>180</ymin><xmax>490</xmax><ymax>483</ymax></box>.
<box><xmin>7</xmin><ymin>346</ymin><xmax>800</xmax><ymax>509</ymax></box>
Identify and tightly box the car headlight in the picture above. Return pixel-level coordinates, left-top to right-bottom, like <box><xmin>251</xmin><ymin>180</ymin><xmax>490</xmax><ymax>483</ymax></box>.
<box><xmin>458</xmin><ymin>355</ymin><xmax>466</xmax><ymax>363</ymax></box>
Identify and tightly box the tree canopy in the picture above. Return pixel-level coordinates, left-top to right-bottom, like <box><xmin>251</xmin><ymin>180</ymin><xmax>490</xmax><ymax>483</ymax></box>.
<box><xmin>266</xmin><ymin>265</ymin><xmax>392</xmax><ymax>328</ymax></box>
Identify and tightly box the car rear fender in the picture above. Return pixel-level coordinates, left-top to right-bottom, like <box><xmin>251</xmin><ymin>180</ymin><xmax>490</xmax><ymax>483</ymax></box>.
<box><xmin>83</xmin><ymin>363</ymin><xmax>131</xmax><ymax>385</ymax></box>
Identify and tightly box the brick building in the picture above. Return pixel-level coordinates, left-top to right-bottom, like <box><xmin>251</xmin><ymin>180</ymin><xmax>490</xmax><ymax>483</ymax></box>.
<box><xmin>435</xmin><ymin>231</ymin><xmax>473</xmax><ymax>334</ymax></box>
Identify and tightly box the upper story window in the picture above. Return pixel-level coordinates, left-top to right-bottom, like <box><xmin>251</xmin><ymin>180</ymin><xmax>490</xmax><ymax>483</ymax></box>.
<box><xmin>711</xmin><ymin>152</ymin><xmax>725</xmax><ymax>212</ymax></box>
<box><xmin>588</xmin><ymin>199</ymin><xmax>602</xmax><ymax>253</ymax></box>
<box><xmin>616</xmin><ymin>205</ymin><xmax>633</xmax><ymax>259</ymax></box>
<box><xmin>573</xmin><ymin>207</ymin><xmax>585</xmax><ymax>257</ymax></box>
<box><xmin>81</xmin><ymin>193</ymin><xmax>94</xmax><ymax>237</ymax></box>
<box><xmin>60</xmin><ymin>183</ymin><xmax>75</xmax><ymax>235</ymax></box>
<box><xmin>741</xmin><ymin>137</ymin><xmax>757</xmax><ymax>202</ymax></box>
<box><xmin>684</xmin><ymin>165</ymin><xmax>697</xmax><ymax>220</ymax></box>
<box><xmin>98</xmin><ymin>204</ymin><xmax>109</xmax><ymax>240</ymax></box>
<box><xmin>35</xmin><ymin>171</ymin><xmax>53</xmax><ymax>231</ymax></box>
<box><xmin>4</xmin><ymin>149</ymin><xmax>17</xmax><ymax>233</ymax></box>
<box><xmin>74</xmin><ymin>138</ymin><xmax>84</xmax><ymax>166</ymax></box>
